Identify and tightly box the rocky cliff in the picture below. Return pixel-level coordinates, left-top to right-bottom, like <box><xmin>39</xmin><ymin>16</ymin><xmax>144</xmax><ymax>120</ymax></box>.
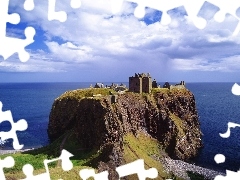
<box><xmin>48</xmin><ymin>88</ymin><xmax>202</xmax><ymax>164</ymax></box>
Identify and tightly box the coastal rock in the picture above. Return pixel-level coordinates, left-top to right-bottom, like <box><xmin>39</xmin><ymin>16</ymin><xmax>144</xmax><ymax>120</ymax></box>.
<box><xmin>48</xmin><ymin>88</ymin><xmax>202</xmax><ymax>161</ymax></box>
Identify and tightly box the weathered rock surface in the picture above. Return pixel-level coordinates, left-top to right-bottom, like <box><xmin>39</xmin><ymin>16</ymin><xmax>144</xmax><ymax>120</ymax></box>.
<box><xmin>48</xmin><ymin>88</ymin><xmax>202</xmax><ymax>161</ymax></box>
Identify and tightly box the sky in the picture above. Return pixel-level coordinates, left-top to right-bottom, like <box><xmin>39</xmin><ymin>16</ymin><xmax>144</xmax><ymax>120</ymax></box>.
<box><xmin>1</xmin><ymin>0</ymin><xmax>240</xmax><ymax>82</ymax></box>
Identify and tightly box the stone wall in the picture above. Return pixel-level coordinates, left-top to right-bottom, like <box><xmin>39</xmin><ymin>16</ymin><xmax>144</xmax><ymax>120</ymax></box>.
<box><xmin>142</xmin><ymin>76</ymin><xmax>152</xmax><ymax>93</ymax></box>
<box><xmin>129</xmin><ymin>76</ymin><xmax>142</xmax><ymax>93</ymax></box>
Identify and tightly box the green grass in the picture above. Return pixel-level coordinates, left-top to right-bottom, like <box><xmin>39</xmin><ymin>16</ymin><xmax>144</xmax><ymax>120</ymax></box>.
<box><xmin>169</xmin><ymin>113</ymin><xmax>185</xmax><ymax>136</ymax></box>
<box><xmin>151</xmin><ymin>88</ymin><xmax>170</xmax><ymax>94</ymax></box>
<box><xmin>151</xmin><ymin>87</ymin><xmax>190</xmax><ymax>96</ymax></box>
<box><xmin>2</xmin><ymin>131</ymin><xmax>187</xmax><ymax>180</ymax></box>
<box><xmin>57</xmin><ymin>88</ymin><xmax>116</xmax><ymax>100</ymax></box>
<box><xmin>2</xmin><ymin>131</ymin><xmax>99</xmax><ymax>179</ymax></box>
<box><xmin>122</xmin><ymin>133</ymin><xmax>184</xmax><ymax>180</ymax></box>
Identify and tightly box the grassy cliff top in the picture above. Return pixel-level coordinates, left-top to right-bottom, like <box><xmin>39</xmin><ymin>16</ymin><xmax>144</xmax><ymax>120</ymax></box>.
<box><xmin>56</xmin><ymin>88</ymin><xmax>117</xmax><ymax>100</ymax></box>
<box><xmin>56</xmin><ymin>87</ymin><xmax>191</xmax><ymax>101</ymax></box>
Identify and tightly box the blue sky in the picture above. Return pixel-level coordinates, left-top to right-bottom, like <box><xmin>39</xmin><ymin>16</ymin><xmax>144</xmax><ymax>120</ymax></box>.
<box><xmin>1</xmin><ymin>0</ymin><xmax>240</xmax><ymax>82</ymax></box>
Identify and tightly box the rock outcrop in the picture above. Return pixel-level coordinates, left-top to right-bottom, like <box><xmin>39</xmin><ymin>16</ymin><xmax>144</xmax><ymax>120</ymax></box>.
<box><xmin>48</xmin><ymin>88</ymin><xmax>202</xmax><ymax>162</ymax></box>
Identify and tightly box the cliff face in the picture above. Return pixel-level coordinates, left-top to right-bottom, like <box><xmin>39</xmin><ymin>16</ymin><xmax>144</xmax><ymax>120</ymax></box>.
<box><xmin>48</xmin><ymin>88</ymin><xmax>202</xmax><ymax>161</ymax></box>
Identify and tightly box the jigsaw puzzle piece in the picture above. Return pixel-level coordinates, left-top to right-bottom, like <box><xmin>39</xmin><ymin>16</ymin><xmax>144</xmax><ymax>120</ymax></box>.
<box><xmin>0</xmin><ymin>0</ymin><xmax>35</xmax><ymax>61</ymax></box>
<box><xmin>132</xmin><ymin>0</ymin><xmax>184</xmax><ymax>25</ymax></box>
<box><xmin>182</xmin><ymin>0</ymin><xmax>207</xmax><ymax>29</ymax></box>
<box><xmin>207</xmin><ymin>0</ymin><xmax>240</xmax><ymax>36</ymax></box>
<box><xmin>0</xmin><ymin>156</ymin><xmax>15</xmax><ymax>180</ymax></box>
<box><xmin>0</xmin><ymin>118</ymin><xmax>28</xmax><ymax>150</ymax></box>
<box><xmin>207</xmin><ymin>0</ymin><xmax>240</xmax><ymax>22</ymax></box>
<box><xmin>0</xmin><ymin>101</ymin><xmax>28</xmax><ymax>150</ymax></box>
<box><xmin>111</xmin><ymin>0</ymin><xmax>185</xmax><ymax>25</ymax></box>
<box><xmin>121</xmin><ymin>0</ymin><xmax>184</xmax><ymax>24</ymax></box>
<box><xmin>0</xmin><ymin>26</ymin><xmax>35</xmax><ymax>62</ymax></box>
<box><xmin>79</xmin><ymin>169</ymin><xmax>109</xmax><ymax>180</ymax></box>
<box><xmin>116</xmin><ymin>159</ymin><xmax>158</xmax><ymax>180</ymax></box>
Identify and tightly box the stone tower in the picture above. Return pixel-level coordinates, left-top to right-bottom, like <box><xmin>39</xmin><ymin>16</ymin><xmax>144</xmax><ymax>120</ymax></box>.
<box><xmin>129</xmin><ymin>73</ymin><xmax>152</xmax><ymax>93</ymax></box>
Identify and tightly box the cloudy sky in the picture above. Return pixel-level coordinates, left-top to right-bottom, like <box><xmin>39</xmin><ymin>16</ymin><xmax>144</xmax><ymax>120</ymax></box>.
<box><xmin>1</xmin><ymin>0</ymin><xmax>240</xmax><ymax>82</ymax></box>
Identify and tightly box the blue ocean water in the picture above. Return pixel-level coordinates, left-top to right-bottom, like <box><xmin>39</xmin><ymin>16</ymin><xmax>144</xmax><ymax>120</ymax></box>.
<box><xmin>0</xmin><ymin>82</ymin><xmax>239</xmax><ymax>172</ymax></box>
<box><xmin>0</xmin><ymin>83</ymin><xmax>90</xmax><ymax>149</ymax></box>
<box><xmin>186</xmin><ymin>83</ymin><xmax>240</xmax><ymax>172</ymax></box>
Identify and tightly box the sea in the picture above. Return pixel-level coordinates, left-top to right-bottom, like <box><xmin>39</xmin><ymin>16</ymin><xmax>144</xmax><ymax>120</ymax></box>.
<box><xmin>0</xmin><ymin>82</ymin><xmax>240</xmax><ymax>173</ymax></box>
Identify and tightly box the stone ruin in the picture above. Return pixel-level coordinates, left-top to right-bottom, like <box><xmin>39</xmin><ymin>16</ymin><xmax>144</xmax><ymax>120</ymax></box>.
<box><xmin>129</xmin><ymin>73</ymin><xmax>160</xmax><ymax>93</ymax></box>
<box><xmin>163</xmin><ymin>81</ymin><xmax>186</xmax><ymax>89</ymax></box>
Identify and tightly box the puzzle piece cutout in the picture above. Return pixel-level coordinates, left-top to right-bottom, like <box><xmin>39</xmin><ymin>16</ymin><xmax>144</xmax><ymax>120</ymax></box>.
<box><xmin>181</xmin><ymin>0</ymin><xmax>207</xmax><ymax>29</ymax></box>
<box><xmin>24</xmin><ymin>0</ymin><xmax>35</xmax><ymax>11</ymax></box>
<box><xmin>214</xmin><ymin>170</ymin><xmax>240</xmax><ymax>179</ymax></box>
<box><xmin>111</xmin><ymin>0</ymin><xmax>240</xmax><ymax>35</ymax></box>
<box><xmin>207</xmin><ymin>0</ymin><xmax>240</xmax><ymax>22</ymax></box>
<box><xmin>219</xmin><ymin>122</ymin><xmax>240</xmax><ymax>138</ymax></box>
<box><xmin>0</xmin><ymin>0</ymin><xmax>35</xmax><ymax>62</ymax></box>
<box><xmin>0</xmin><ymin>156</ymin><xmax>15</xmax><ymax>180</ymax></box>
<box><xmin>207</xmin><ymin>0</ymin><xmax>240</xmax><ymax>35</ymax></box>
<box><xmin>116</xmin><ymin>159</ymin><xmax>158</xmax><ymax>179</ymax></box>
<box><xmin>111</xmin><ymin>0</ymin><xmax>184</xmax><ymax>25</ymax></box>
<box><xmin>48</xmin><ymin>0</ymin><xmax>81</xmax><ymax>22</ymax></box>
<box><xmin>0</xmin><ymin>0</ymin><xmax>82</xmax><ymax>62</ymax></box>
<box><xmin>21</xmin><ymin>149</ymin><xmax>73</xmax><ymax>180</ymax></box>
<box><xmin>80</xmin><ymin>159</ymin><xmax>157</xmax><ymax>180</ymax></box>
<box><xmin>231</xmin><ymin>83</ymin><xmax>240</xmax><ymax>96</ymax></box>
<box><xmin>214</xmin><ymin>154</ymin><xmax>225</xmax><ymax>164</ymax></box>
<box><xmin>111</xmin><ymin>0</ymin><xmax>208</xmax><ymax>28</ymax></box>
<box><xmin>79</xmin><ymin>169</ymin><xmax>109</xmax><ymax>180</ymax></box>
<box><xmin>0</xmin><ymin>101</ymin><xmax>28</xmax><ymax>150</ymax></box>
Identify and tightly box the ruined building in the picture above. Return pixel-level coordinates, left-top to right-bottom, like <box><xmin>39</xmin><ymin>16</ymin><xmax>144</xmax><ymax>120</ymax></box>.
<box><xmin>129</xmin><ymin>73</ymin><xmax>153</xmax><ymax>93</ymax></box>
<box><xmin>163</xmin><ymin>81</ymin><xmax>186</xmax><ymax>89</ymax></box>
<box><xmin>152</xmin><ymin>79</ymin><xmax>158</xmax><ymax>88</ymax></box>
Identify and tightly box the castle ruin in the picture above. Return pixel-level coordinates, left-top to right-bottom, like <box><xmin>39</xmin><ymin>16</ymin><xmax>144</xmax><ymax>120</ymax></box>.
<box><xmin>163</xmin><ymin>81</ymin><xmax>186</xmax><ymax>89</ymax></box>
<box><xmin>129</xmin><ymin>73</ymin><xmax>153</xmax><ymax>93</ymax></box>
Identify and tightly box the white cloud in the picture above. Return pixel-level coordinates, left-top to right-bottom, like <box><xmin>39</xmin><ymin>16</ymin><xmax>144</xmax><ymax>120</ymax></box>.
<box><xmin>0</xmin><ymin>50</ymin><xmax>66</xmax><ymax>72</ymax></box>
<box><xmin>45</xmin><ymin>41</ymin><xmax>93</xmax><ymax>62</ymax></box>
<box><xmin>3</xmin><ymin>0</ymin><xmax>240</xmax><ymax>81</ymax></box>
<box><xmin>171</xmin><ymin>56</ymin><xmax>240</xmax><ymax>72</ymax></box>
